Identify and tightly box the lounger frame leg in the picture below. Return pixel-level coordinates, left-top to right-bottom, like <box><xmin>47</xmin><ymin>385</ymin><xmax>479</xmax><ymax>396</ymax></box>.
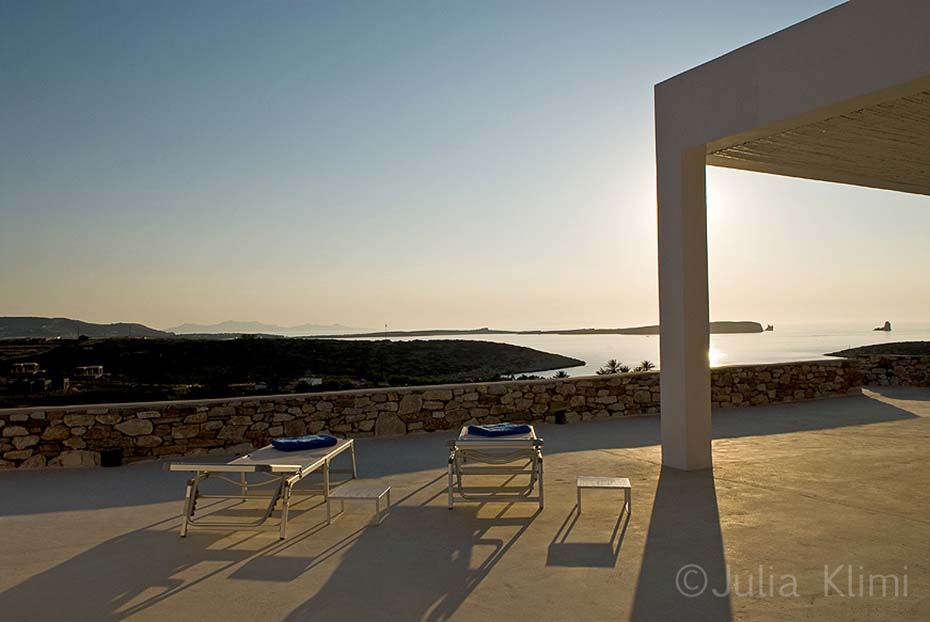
<box><xmin>180</xmin><ymin>473</ymin><xmax>202</xmax><ymax>537</ymax></box>
<box><xmin>324</xmin><ymin>461</ymin><xmax>333</xmax><ymax>524</ymax></box>
<box><xmin>279</xmin><ymin>482</ymin><xmax>292</xmax><ymax>539</ymax></box>
<box><xmin>350</xmin><ymin>443</ymin><xmax>358</xmax><ymax>479</ymax></box>
<box><xmin>538</xmin><ymin>452</ymin><xmax>544</xmax><ymax>509</ymax></box>
<box><xmin>447</xmin><ymin>453</ymin><xmax>455</xmax><ymax>509</ymax></box>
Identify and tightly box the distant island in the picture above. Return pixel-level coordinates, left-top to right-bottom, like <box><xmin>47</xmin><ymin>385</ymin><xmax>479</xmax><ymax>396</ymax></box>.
<box><xmin>829</xmin><ymin>341</ymin><xmax>930</xmax><ymax>358</ymax></box>
<box><xmin>0</xmin><ymin>316</ymin><xmax>766</xmax><ymax>341</ymax></box>
<box><xmin>313</xmin><ymin>321</ymin><xmax>766</xmax><ymax>338</ymax></box>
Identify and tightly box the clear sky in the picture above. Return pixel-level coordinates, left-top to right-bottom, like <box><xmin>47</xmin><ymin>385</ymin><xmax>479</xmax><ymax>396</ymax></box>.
<box><xmin>2</xmin><ymin>1</ymin><xmax>927</xmax><ymax>330</ymax></box>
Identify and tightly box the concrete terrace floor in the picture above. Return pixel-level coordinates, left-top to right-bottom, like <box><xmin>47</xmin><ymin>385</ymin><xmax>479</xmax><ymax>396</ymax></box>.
<box><xmin>2</xmin><ymin>387</ymin><xmax>929</xmax><ymax>622</ymax></box>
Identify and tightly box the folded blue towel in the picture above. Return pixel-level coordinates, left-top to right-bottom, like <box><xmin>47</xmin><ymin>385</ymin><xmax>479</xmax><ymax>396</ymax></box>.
<box><xmin>271</xmin><ymin>434</ymin><xmax>338</xmax><ymax>452</ymax></box>
<box><xmin>467</xmin><ymin>423</ymin><xmax>532</xmax><ymax>437</ymax></box>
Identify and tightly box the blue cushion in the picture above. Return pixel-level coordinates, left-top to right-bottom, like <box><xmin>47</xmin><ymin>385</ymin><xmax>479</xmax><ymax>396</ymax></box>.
<box><xmin>271</xmin><ymin>434</ymin><xmax>338</xmax><ymax>452</ymax></box>
<box><xmin>467</xmin><ymin>423</ymin><xmax>532</xmax><ymax>437</ymax></box>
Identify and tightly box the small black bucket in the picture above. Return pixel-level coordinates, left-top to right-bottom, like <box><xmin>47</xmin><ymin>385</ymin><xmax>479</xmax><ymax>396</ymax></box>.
<box><xmin>100</xmin><ymin>448</ymin><xmax>124</xmax><ymax>468</ymax></box>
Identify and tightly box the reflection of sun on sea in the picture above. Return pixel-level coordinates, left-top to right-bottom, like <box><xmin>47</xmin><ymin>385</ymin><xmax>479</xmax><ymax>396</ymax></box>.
<box><xmin>709</xmin><ymin>347</ymin><xmax>726</xmax><ymax>367</ymax></box>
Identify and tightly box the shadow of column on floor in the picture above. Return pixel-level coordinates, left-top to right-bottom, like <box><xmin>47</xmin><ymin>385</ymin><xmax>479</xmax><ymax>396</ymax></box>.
<box><xmin>285</xmin><ymin>504</ymin><xmax>538</xmax><ymax>621</ymax></box>
<box><xmin>631</xmin><ymin>468</ymin><xmax>732</xmax><ymax>622</ymax></box>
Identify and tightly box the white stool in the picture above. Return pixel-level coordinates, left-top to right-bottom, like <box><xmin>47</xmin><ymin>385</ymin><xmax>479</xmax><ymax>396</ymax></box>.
<box><xmin>576</xmin><ymin>476</ymin><xmax>631</xmax><ymax>514</ymax></box>
<box><xmin>327</xmin><ymin>479</ymin><xmax>391</xmax><ymax>526</ymax></box>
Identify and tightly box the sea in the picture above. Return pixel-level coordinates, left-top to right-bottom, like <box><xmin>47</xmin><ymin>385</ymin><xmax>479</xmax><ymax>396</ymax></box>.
<box><xmin>347</xmin><ymin>322</ymin><xmax>930</xmax><ymax>377</ymax></box>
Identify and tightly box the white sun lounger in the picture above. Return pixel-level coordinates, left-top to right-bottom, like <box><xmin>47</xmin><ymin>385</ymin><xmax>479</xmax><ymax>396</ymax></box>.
<box><xmin>169</xmin><ymin>439</ymin><xmax>357</xmax><ymax>539</ymax></box>
<box><xmin>447</xmin><ymin>425</ymin><xmax>543</xmax><ymax>509</ymax></box>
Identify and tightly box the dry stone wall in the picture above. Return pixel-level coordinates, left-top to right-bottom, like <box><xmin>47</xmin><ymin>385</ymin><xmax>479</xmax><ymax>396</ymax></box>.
<box><xmin>711</xmin><ymin>360</ymin><xmax>861</xmax><ymax>407</ymax></box>
<box><xmin>855</xmin><ymin>355</ymin><xmax>930</xmax><ymax>387</ymax></box>
<box><xmin>1</xmin><ymin>357</ymin><xmax>925</xmax><ymax>469</ymax></box>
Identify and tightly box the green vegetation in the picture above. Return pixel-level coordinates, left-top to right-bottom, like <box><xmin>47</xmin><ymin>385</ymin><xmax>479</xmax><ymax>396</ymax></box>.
<box><xmin>596</xmin><ymin>359</ymin><xmax>655</xmax><ymax>375</ymax></box>
<box><xmin>0</xmin><ymin>337</ymin><xmax>584</xmax><ymax>407</ymax></box>
<box><xmin>596</xmin><ymin>359</ymin><xmax>629</xmax><ymax>375</ymax></box>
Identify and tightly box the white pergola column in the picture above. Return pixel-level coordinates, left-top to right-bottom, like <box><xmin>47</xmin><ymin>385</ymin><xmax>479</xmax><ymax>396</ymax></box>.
<box><xmin>656</xmin><ymin>144</ymin><xmax>711</xmax><ymax>471</ymax></box>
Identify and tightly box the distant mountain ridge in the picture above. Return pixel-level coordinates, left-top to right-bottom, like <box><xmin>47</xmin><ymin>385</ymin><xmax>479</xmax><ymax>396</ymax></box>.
<box><xmin>0</xmin><ymin>316</ymin><xmax>169</xmax><ymax>339</ymax></box>
<box><xmin>166</xmin><ymin>320</ymin><xmax>366</xmax><ymax>337</ymax></box>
